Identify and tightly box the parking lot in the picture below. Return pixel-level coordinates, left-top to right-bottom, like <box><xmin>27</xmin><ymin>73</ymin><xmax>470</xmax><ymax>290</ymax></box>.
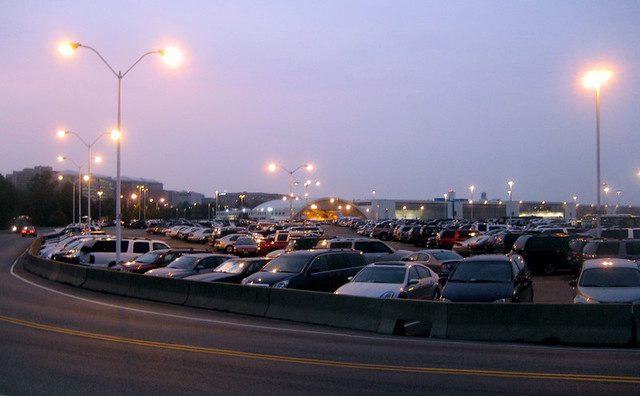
<box><xmin>121</xmin><ymin>224</ymin><xmax>576</xmax><ymax>304</ymax></box>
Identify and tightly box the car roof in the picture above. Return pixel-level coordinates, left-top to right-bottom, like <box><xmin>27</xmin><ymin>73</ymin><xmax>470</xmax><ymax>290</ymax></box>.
<box><xmin>280</xmin><ymin>249</ymin><xmax>357</xmax><ymax>257</ymax></box>
<box><xmin>462</xmin><ymin>254</ymin><xmax>510</xmax><ymax>262</ymax></box>
<box><xmin>180</xmin><ymin>253</ymin><xmax>234</xmax><ymax>258</ymax></box>
<box><xmin>582</xmin><ymin>258</ymin><xmax>639</xmax><ymax>270</ymax></box>
<box><xmin>328</xmin><ymin>237</ymin><xmax>377</xmax><ymax>242</ymax></box>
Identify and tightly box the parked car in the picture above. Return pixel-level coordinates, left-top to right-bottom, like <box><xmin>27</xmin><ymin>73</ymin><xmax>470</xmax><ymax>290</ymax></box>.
<box><xmin>436</xmin><ymin>229</ymin><xmax>478</xmax><ymax>250</ymax></box>
<box><xmin>571</xmin><ymin>258</ymin><xmax>640</xmax><ymax>303</ymax></box>
<box><xmin>187</xmin><ymin>228</ymin><xmax>213</xmax><ymax>243</ymax></box>
<box><xmin>256</xmin><ymin>231</ymin><xmax>290</xmax><ymax>254</ymax></box>
<box><xmin>511</xmin><ymin>234</ymin><xmax>575</xmax><ymax>275</ymax></box>
<box><xmin>441</xmin><ymin>254</ymin><xmax>533</xmax><ymax>303</ymax></box>
<box><xmin>452</xmin><ymin>234</ymin><xmax>492</xmax><ymax>257</ymax></box>
<box><xmin>230</xmin><ymin>236</ymin><xmax>258</xmax><ymax>256</ymax></box>
<box><xmin>581</xmin><ymin>239</ymin><xmax>640</xmax><ymax>262</ymax></box>
<box><xmin>241</xmin><ymin>249</ymin><xmax>367</xmax><ymax>292</ymax></box>
<box><xmin>316</xmin><ymin>238</ymin><xmax>412</xmax><ymax>264</ymax></box>
<box><xmin>58</xmin><ymin>238</ymin><xmax>170</xmax><ymax>267</ymax></box>
<box><xmin>370</xmin><ymin>223</ymin><xmax>394</xmax><ymax>240</ymax></box>
<box><xmin>598</xmin><ymin>228</ymin><xmax>640</xmax><ymax>239</ymax></box>
<box><xmin>185</xmin><ymin>258</ymin><xmax>270</xmax><ymax>283</ymax></box>
<box><xmin>214</xmin><ymin>234</ymin><xmax>252</xmax><ymax>253</ymax></box>
<box><xmin>112</xmin><ymin>248</ymin><xmax>210</xmax><ymax>273</ymax></box>
<box><xmin>566</xmin><ymin>237</ymin><xmax>593</xmax><ymax>273</ymax></box>
<box><xmin>335</xmin><ymin>262</ymin><xmax>442</xmax><ymax>300</ymax></box>
<box><xmin>402</xmin><ymin>249</ymin><xmax>463</xmax><ymax>284</ymax></box>
<box><xmin>144</xmin><ymin>253</ymin><xmax>235</xmax><ymax>278</ymax></box>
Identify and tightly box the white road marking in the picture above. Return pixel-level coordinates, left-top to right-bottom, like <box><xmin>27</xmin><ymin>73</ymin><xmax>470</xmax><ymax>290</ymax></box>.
<box><xmin>8</xmin><ymin>254</ymin><xmax>639</xmax><ymax>353</ymax></box>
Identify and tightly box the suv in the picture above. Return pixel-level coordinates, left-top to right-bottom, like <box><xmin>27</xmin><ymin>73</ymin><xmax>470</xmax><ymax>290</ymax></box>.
<box><xmin>241</xmin><ymin>249</ymin><xmax>367</xmax><ymax>292</ymax></box>
<box><xmin>582</xmin><ymin>239</ymin><xmax>640</xmax><ymax>263</ymax></box>
<box><xmin>511</xmin><ymin>234</ymin><xmax>574</xmax><ymax>274</ymax></box>
<box><xmin>60</xmin><ymin>238</ymin><xmax>170</xmax><ymax>267</ymax></box>
<box><xmin>436</xmin><ymin>229</ymin><xmax>478</xmax><ymax>250</ymax></box>
<box><xmin>316</xmin><ymin>238</ymin><xmax>411</xmax><ymax>263</ymax></box>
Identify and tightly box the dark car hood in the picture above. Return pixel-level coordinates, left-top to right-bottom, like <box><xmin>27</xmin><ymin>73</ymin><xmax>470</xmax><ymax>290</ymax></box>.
<box><xmin>243</xmin><ymin>271</ymin><xmax>297</xmax><ymax>286</ymax></box>
<box><xmin>186</xmin><ymin>272</ymin><xmax>244</xmax><ymax>283</ymax></box>
<box><xmin>443</xmin><ymin>281</ymin><xmax>513</xmax><ymax>302</ymax></box>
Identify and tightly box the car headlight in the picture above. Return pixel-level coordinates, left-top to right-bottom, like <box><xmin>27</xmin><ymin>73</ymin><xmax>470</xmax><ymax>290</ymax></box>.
<box><xmin>493</xmin><ymin>298</ymin><xmax>508</xmax><ymax>303</ymax></box>
<box><xmin>574</xmin><ymin>295</ymin><xmax>599</xmax><ymax>304</ymax></box>
<box><xmin>380</xmin><ymin>291</ymin><xmax>395</xmax><ymax>298</ymax></box>
<box><xmin>11</xmin><ymin>226</ymin><xmax>17</xmax><ymax>232</ymax></box>
<box><xmin>273</xmin><ymin>280</ymin><xmax>289</xmax><ymax>288</ymax></box>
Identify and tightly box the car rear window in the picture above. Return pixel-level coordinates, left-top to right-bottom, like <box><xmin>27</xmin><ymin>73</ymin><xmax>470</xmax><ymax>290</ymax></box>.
<box><xmin>596</xmin><ymin>241</ymin><xmax>620</xmax><ymax>256</ymax></box>
<box><xmin>449</xmin><ymin>261</ymin><xmax>512</xmax><ymax>282</ymax></box>
<box><xmin>601</xmin><ymin>229</ymin><xmax>628</xmax><ymax>239</ymax></box>
<box><xmin>441</xmin><ymin>231</ymin><xmax>455</xmax><ymax>238</ymax></box>
<box><xmin>329</xmin><ymin>242</ymin><xmax>351</xmax><ymax>249</ymax></box>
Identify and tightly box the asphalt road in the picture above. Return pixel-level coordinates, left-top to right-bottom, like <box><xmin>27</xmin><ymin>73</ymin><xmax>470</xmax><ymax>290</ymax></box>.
<box><xmin>1</xmin><ymin>233</ymin><xmax>640</xmax><ymax>394</ymax></box>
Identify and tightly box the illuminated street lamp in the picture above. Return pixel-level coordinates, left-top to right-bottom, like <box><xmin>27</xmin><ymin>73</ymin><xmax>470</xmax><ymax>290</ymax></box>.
<box><xmin>583</xmin><ymin>68</ymin><xmax>612</xmax><ymax>215</ymax></box>
<box><xmin>58</xmin><ymin>40</ymin><xmax>183</xmax><ymax>262</ymax></box>
<box><xmin>57</xmin><ymin>128</ymin><xmax>110</xmax><ymax>225</ymax></box>
<box><xmin>267</xmin><ymin>162</ymin><xmax>314</xmax><ymax>220</ymax></box>
<box><xmin>97</xmin><ymin>190</ymin><xmax>104</xmax><ymax>220</ymax></box>
<box><xmin>469</xmin><ymin>185</ymin><xmax>475</xmax><ymax>220</ymax></box>
<box><xmin>603</xmin><ymin>186</ymin><xmax>610</xmax><ymax>208</ymax></box>
<box><xmin>57</xmin><ymin>155</ymin><xmax>93</xmax><ymax>224</ymax></box>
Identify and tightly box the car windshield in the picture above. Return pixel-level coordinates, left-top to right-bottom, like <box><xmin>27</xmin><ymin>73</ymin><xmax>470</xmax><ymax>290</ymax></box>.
<box><xmin>432</xmin><ymin>251</ymin><xmax>462</xmax><ymax>260</ymax></box>
<box><xmin>352</xmin><ymin>267</ymin><xmax>406</xmax><ymax>284</ymax></box>
<box><xmin>167</xmin><ymin>256</ymin><xmax>199</xmax><ymax>270</ymax></box>
<box><xmin>261</xmin><ymin>255</ymin><xmax>309</xmax><ymax>273</ymax></box>
<box><xmin>135</xmin><ymin>252</ymin><xmax>161</xmax><ymax>264</ymax></box>
<box><xmin>215</xmin><ymin>260</ymin><xmax>248</xmax><ymax>274</ymax></box>
<box><xmin>449</xmin><ymin>261</ymin><xmax>512</xmax><ymax>282</ymax></box>
<box><xmin>580</xmin><ymin>268</ymin><xmax>640</xmax><ymax>287</ymax></box>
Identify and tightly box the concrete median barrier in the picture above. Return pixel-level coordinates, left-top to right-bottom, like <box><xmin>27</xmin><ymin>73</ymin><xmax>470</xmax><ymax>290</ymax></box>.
<box><xmin>82</xmin><ymin>267</ymin><xmax>132</xmax><ymax>296</ymax></box>
<box><xmin>265</xmin><ymin>288</ymin><xmax>383</xmax><ymax>332</ymax></box>
<box><xmin>377</xmin><ymin>299</ymin><xmax>447</xmax><ymax>337</ymax></box>
<box><xmin>185</xmin><ymin>281</ymin><xmax>270</xmax><ymax>316</ymax></box>
<box><xmin>127</xmin><ymin>275</ymin><xmax>190</xmax><ymax>305</ymax></box>
<box><xmin>48</xmin><ymin>261</ymin><xmax>86</xmax><ymax>287</ymax></box>
<box><xmin>22</xmin><ymin>253</ymin><xmax>54</xmax><ymax>279</ymax></box>
<box><xmin>445</xmin><ymin>303</ymin><xmax>634</xmax><ymax>346</ymax></box>
<box><xmin>633</xmin><ymin>304</ymin><xmax>640</xmax><ymax>347</ymax></box>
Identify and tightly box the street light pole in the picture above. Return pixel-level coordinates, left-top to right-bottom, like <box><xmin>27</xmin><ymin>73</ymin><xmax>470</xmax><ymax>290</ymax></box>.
<box><xmin>58</xmin><ymin>41</ymin><xmax>183</xmax><ymax>263</ymax></box>
<box><xmin>267</xmin><ymin>162</ymin><xmax>313</xmax><ymax>221</ymax></box>
<box><xmin>469</xmin><ymin>185</ymin><xmax>475</xmax><ymax>221</ymax></box>
<box><xmin>583</xmin><ymin>69</ymin><xmax>612</xmax><ymax>216</ymax></box>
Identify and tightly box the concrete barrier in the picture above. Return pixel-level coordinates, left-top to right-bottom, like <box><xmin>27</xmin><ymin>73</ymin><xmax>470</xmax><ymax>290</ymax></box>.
<box><xmin>377</xmin><ymin>299</ymin><xmax>447</xmax><ymax>337</ymax></box>
<box><xmin>22</xmin><ymin>253</ymin><xmax>54</xmax><ymax>279</ymax></box>
<box><xmin>127</xmin><ymin>275</ymin><xmax>190</xmax><ymax>305</ymax></box>
<box><xmin>48</xmin><ymin>261</ymin><xmax>86</xmax><ymax>287</ymax></box>
<box><xmin>633</xmin><ymin>304</ymin><xmax>639</xmax><ymax>347</ymax></box>
<box><xmin>265</xmin><ymin>288</ymin><xmax>383</xmax><ymax>332</ymax></box>
<box><xmin>185</xmin><ymin>281</ymin><xmax>270</xmax><ymax>317</ymax></box>
<box><xmin>446</xmin><ymin>303</ymin><xmax>634</xmax><ymax>346</ymax></box>
<box><xmin>82</xmin><ymin>267</ymin><xmax>133</xmax><ymax>296</ymax></box>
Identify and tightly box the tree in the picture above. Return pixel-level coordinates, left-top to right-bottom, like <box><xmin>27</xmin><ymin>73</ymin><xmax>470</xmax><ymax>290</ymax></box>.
<box><xmin>0</xmin><ymin>175</ymin><xmax>19</xmax><ymax>228</ymax></box>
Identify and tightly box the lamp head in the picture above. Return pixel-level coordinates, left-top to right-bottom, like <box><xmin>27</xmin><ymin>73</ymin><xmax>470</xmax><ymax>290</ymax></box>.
<box><xmin>583</xmin><ymin>69</ymin><xmax>612</xmax><ymax>89</ymax></box>
<box><xmin>305</xmin><ymin>164</ymin><xmax>314</xmax><ymax>172</ymax></box>
<box><xmin>267</xmin><ymin>163</ymin><xmax>278</xmax><ymax>172</ymax></box>
<box><xmin>57</xmin><ymin>129</ymin><xmax>68</xmax><ymax>138</ymax></box>
<box><xmin>57</xmin><ymin>156</ymin><xmax>65</xmax><ymax>162</ymax></box>
<box><xmin>110</xmin><ymin>129</ymin><xmax>121</xmax><ymax>141</ymax></box>
<box><xmin>58</xmin><ymin>41</ymin><xmax>80</xmax><ymax>57</ymax></box>
<box><xmin>160</xmin><ymin>47</ymin><xmax>183</xmax><ymax>68</ymax></box>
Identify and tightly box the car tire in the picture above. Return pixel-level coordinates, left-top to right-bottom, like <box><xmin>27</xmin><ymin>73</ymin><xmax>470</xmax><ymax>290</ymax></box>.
<box><xmin>225</xmin><ymin>245</ymin><xmax>234</xmax><ymax>253</ymax></box>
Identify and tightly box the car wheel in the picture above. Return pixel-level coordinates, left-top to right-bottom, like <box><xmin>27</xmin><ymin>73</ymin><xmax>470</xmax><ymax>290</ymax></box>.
<box><xmin>108</xmin><ymin>262</ymin><xmax>116</xmax><ymax>268</ymax></box>
<box><xmin>542</xmin><ymin>262</ymin><xmax>556</xmax><ymax>275</ymax></box>
<box><xmin>225</xmin><ymin>245</ymin><xmax>234</xmax><ymax>253</ymax></box>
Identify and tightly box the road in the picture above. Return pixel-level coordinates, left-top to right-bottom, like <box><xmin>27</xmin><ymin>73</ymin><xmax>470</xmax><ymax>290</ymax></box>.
<box><xmin>1</xmin><ymin>233</ymin><xmax>639</xmax><ymax>395</ymax></box>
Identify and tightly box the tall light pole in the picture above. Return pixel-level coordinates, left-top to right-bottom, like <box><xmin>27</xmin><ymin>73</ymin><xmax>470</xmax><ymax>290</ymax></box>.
<box><xmin>97</xmin><ymin>190</ymin><xmax>103</xmax><ymax>220</ymax></box>
<box><xmin>603</xmin><ymin>186</ymin><xmax>610</xmax><ymax>209</ymax></box>
<box><xmin>583</xmin><ymin>68</ymin><xmax>612</xmax><ymax>215</ymax></box>
<box><xmin>239</xmin><ymin>194</ymin><xmax>246</xmax><ymax>210</ymax></box>
<box><xmin>469</xmin><ymin>185</ymin><xmax>475</xmax><ymax>220</ymax></box>
<box><xmin>57</xmin><ymin>129</ymin><xmax>109</xmax><ymax>226</ymax></box>
<box><xmin>58</xmin><ymin>41</ymin><xmax>183</xmax><ymax>262</ymax></box>
<box><xmin>57</xmin><ymin>156</ymin><xmax>85</xmax><ymax>224</ymax></box>
<box><xmin>507</xmin><ymin>180</ymin><xmax>515</xmax><ymax>221</ymax></box>
<box><xmin>267</xmin><ymin>162</ymin><xmax>314</xmax><ymax>220</ymax></box>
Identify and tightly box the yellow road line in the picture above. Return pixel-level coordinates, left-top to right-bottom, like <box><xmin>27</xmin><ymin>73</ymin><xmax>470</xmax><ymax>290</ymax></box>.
<box><xmin>1</xmin><ymin>314</ymin><xmax>638</xmax><ymax>384</ymax></box>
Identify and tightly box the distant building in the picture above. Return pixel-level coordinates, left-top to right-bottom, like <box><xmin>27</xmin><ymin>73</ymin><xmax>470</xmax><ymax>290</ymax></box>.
<box><xmin>121</xmin><ymin>177</ymin><xmax>164</xmax><ymax>200</ymax></box>
<box><xmin>166</xmin><ymin>190</ymin><xmax>204</xmax><ymax>206</ymax></box>
<box><xmin>6</xmin><ymin>166</ymin><xmax>53</xmax><ymax>190</ymax></box>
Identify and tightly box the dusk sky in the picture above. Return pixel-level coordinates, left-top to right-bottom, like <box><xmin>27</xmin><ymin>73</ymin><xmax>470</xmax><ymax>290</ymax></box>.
<box><xmin>2</xmin><ymin>1</ymin><xmax>639</xmax><ymax>204</ymax></box>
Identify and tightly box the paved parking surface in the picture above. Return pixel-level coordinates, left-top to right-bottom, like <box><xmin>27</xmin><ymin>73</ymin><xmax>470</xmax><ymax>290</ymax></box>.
<box><xmin>118</xmin><ymin>224</ymin><xmax>576</xmax><ymax>304</ymax></box>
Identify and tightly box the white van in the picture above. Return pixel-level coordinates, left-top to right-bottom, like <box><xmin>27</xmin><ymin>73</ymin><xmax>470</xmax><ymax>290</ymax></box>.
<box><xmin>74</xmin><ymin>238</ymin><xmax>170</xmax><ymax>267</ymax></box>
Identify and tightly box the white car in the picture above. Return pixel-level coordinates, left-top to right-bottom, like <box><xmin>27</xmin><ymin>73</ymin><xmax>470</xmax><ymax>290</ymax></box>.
<box><xmin>572</xmin><ymin>258</ymin><xmax>640</xmax><ymax>303</ymax></box>
<box><xmin>334</xmin><ymin>262</ymin><xmax>441</xmax><ymax>300</ymax></box>
<box><xmin>65</xmin><ymin>238</ymin><xmax>170</xmax><ymax>267</ymax></box>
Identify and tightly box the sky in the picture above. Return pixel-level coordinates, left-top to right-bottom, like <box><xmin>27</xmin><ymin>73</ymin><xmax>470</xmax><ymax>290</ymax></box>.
<box><xmin>1</xmin><ymin>1</ymin><xmax>639</xmax><ymax>205</ymax></box>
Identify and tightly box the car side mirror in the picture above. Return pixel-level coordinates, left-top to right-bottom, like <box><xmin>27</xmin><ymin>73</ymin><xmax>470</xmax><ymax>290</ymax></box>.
<box><xmin>407</xmin><ymin>279</ymin><xmax>419</xmax><ymax>286</ymax></box>
<box><xmin>347</xmin><ymin>276</ymin><xmax>353</xmax><ymax>281</ymax></box>
<box><xmin>569</xmin><ymin>279</ymin><xmax>577</xmax><ymax>287</ymax></box>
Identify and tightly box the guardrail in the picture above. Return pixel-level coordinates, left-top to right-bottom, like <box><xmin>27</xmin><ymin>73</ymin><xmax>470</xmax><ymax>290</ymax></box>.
<box><xmin>18</xmin><ymin>240</ymin><xmax>639</xmax><ymax>347</ymax></box>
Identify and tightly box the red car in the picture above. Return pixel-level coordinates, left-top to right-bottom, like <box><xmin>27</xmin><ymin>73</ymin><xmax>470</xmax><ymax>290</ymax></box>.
<box><xmin>232</xmin><ymin>237</ymin><xmax>259</xmax><ymax>256</ymax></box>
<box><xmin>256</xmin><ymin>231</ymin><xmax>290</xmax><ymax>254</ymax></box>
<box><xmin>436</xmin><ymin>229</ymin><xmax>478</xmax><ymax>250</ymax></box>
<box><xmin>21</xmin><ymin>226</ymin><xmax>37</xmax><ymax>237</ymax></box>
